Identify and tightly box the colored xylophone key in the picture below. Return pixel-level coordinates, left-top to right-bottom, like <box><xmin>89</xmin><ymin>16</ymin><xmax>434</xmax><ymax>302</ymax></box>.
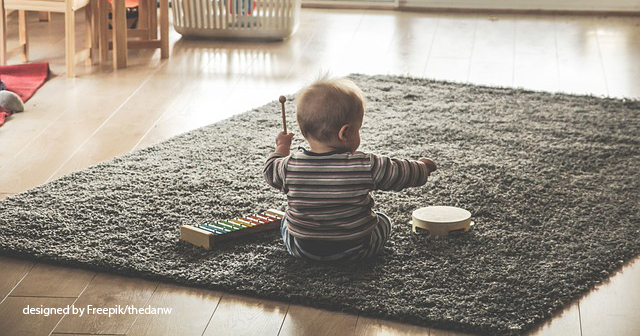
<box><xmin>230</xmin><ymin>218</ymin><xmax>254</xmax><ymax>227</ymax></box>
<box><xmin>180</xmin><ymin>209</ymin><xmax>285</xmax><ymax>249</ymax></box>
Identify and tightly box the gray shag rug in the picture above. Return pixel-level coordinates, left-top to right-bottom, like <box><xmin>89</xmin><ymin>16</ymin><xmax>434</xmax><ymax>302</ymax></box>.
<box><xmin>1</xmin><ymin>74</ymin><xmax>639</xmax><ymax>335</ymax></box>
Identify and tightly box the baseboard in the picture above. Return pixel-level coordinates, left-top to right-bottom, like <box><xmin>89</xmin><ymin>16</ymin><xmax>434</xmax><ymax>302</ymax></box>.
<box><xmin>302</xmin><ymin>0</ymin><xmax>640</xmax><ymax>14</ymax></box>
<box><xmin>302</xmin><ymin>0</ymin><xmax>398</xmax><ymax>10</ymax></box>
<box><xmin>399</xmin><ymin>0</ymin><xmax>640</xmax><ymax>13</ymax></box>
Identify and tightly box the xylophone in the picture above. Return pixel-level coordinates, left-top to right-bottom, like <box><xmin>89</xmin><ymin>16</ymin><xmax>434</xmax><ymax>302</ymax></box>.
<box><xmin>180</xmin><ymin>209</ymin><xmax>285</xmax><ymax>249</ymax></box>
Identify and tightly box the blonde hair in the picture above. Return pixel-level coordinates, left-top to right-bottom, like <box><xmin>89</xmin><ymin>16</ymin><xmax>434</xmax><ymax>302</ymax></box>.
<box><xmin>295</xmin><ymin>76</ymin><xmax>366</xmax><ymax>142</ymax></box>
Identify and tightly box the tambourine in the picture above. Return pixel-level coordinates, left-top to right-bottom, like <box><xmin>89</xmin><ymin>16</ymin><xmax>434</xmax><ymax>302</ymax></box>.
<box><xmin>411</xmin><ymin>206</ymin><xmax>474</xmax><ymax>237</ymax></box>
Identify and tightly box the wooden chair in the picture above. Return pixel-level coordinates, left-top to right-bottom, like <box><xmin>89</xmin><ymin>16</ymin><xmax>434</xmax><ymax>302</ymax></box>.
<box><xmin>0</xmin><ymin>0</ymin><xmax>99</xmax><ymax>77</ymax></box>
<box><xmin>99</xmin><ymin>0</ymin><xmax>168</xmax><ymax>69</ymax></box>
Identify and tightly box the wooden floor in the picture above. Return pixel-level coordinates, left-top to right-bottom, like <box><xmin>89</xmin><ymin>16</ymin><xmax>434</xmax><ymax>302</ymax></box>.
<box><xmin>0</xmin><ymin>8</ymin><xmax>639</xmax><ymax>336</ymax></box>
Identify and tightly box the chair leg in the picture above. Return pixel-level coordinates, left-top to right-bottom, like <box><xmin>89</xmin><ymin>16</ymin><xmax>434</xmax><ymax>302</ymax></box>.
<box><xmin>112</xmin><ymin>0</ymin><xmax>128</xmax><ymax>69</ymax></box>
<box><xmin>0</xmin><ymin>0</ymin><xmax>7</xmax><ymax>65</ymax></box>
<box><xmin>86</xmin><ymin>0</ymin><xmax>98</xmax><ymax>65</ymax></box>
<box><xmin>159</xmin><ymin>0</ymin><xmax>168</xmax><ymax>59</ymax></box>
<box><xmin>138</xmin><ymin>0</ymin><xmax>150</xmax><ymax>40</ymax></box>
<box><xmin>149</xmin><ymin>0</ymin><xmax>157</xmax><ymax>40</ymax></box>
<box><xmin>18</xmin><ymin>10</ymin><xmax>27</xmax><ymax>62</ymax></box>
<box><xmin>65</xmin><ymin>3</ymin><xmax>76</xmax><ymax>76</ymax></box>
<box><xmin>99</xmin><ymin>0</ymin><xmax>109</xmax><ymax>62</ymax></box>
<box><xmin>92</xmin><ymin>0</ymin><xmax>101</xmax><ymax>64</ymax></box>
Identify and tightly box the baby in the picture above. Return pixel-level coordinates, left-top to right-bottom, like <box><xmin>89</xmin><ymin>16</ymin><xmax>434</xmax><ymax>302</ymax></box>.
<box><xmin>263</xmin><ymin>76</ymin><xmax>437</xmax><ymax>261</ymax></box>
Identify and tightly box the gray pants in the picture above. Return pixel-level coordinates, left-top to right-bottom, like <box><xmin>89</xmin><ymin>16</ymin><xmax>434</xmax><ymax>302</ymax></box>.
<box><xmin>280</xmin><ymin>213</ymin><xmax>392</xmax><ymax>262</ymax></box>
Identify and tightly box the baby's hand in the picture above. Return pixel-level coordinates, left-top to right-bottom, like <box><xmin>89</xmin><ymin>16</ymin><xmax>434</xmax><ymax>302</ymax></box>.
<box><xmin>275</xmin><ymin>131</ymin><xmax>294</xmax><ymax>148</ymax></box>
<box><xmin>419</xmin><ymin>157</ymin><xmax>437</xmax><ymax>173</ymax></box>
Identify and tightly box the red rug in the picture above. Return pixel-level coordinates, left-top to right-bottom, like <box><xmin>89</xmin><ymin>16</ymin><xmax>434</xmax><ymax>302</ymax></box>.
<box><xmin>0</xmin><ymin>62</ymin><xmax>50</xmax><ymax>102</ymax></box>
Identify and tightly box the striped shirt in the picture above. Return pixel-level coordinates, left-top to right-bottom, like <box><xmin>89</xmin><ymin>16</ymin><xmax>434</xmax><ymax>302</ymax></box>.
<box><xmin>263</xmin><ymin>148</ymin><xmax>431</xmax><ymax>241</ymax></box>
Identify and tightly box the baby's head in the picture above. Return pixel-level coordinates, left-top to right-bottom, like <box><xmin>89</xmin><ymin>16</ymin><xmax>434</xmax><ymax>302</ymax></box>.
<box><xmin>296</xmin><ymin>76</ymin><xmax>366</xmax><ymax>152</ymax></box>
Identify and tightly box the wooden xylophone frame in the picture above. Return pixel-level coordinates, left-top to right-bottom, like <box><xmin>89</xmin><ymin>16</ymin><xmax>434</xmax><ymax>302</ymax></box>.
<box><xmin>180</xmin><ymin>209</ymin><xmax>285</xmax><ymax>249</ymax></box>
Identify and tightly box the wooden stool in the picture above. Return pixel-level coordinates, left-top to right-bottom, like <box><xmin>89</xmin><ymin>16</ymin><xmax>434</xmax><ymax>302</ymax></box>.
<box><xmin>98</xmin><ymin>0</ymin><xmax>169</xmax><ymax>69</ymax></box>
<box><xmin>411</xmin><ymin>206</ymin><xmax>474</xmax><ymax>237</ymax></box>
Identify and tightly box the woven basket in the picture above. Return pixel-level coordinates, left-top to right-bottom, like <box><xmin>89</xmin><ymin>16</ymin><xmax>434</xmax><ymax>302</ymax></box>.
<box><xmin>172</xmin><ymin>0</ymin><xmax>301</xmax><ymax>40</ymax></box>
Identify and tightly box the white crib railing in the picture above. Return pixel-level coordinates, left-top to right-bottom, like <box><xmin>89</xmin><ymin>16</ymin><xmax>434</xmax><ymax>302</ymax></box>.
<box><xmin>172</xmin><ymin>0</ymin><xmax>301</xmax><ymax>40</ymax></box>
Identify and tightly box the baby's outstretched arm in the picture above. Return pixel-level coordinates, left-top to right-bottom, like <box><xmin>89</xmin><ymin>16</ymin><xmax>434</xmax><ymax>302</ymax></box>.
<box><xmin>419</xmin><ymin>157</ymin><xmax>437</xmax><ymax>173</ymax></box>
<box><xmin>371</xmin><ymin>154</ymin><xmax>436</xmax><ymax>191</ymax></box>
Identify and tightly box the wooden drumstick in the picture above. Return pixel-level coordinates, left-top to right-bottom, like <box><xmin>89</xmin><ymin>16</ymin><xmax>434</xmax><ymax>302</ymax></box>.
<box><xmin>279</xmin><ymin>95</ymin><xmax>287</xmax><ymax>134</ymax></box>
